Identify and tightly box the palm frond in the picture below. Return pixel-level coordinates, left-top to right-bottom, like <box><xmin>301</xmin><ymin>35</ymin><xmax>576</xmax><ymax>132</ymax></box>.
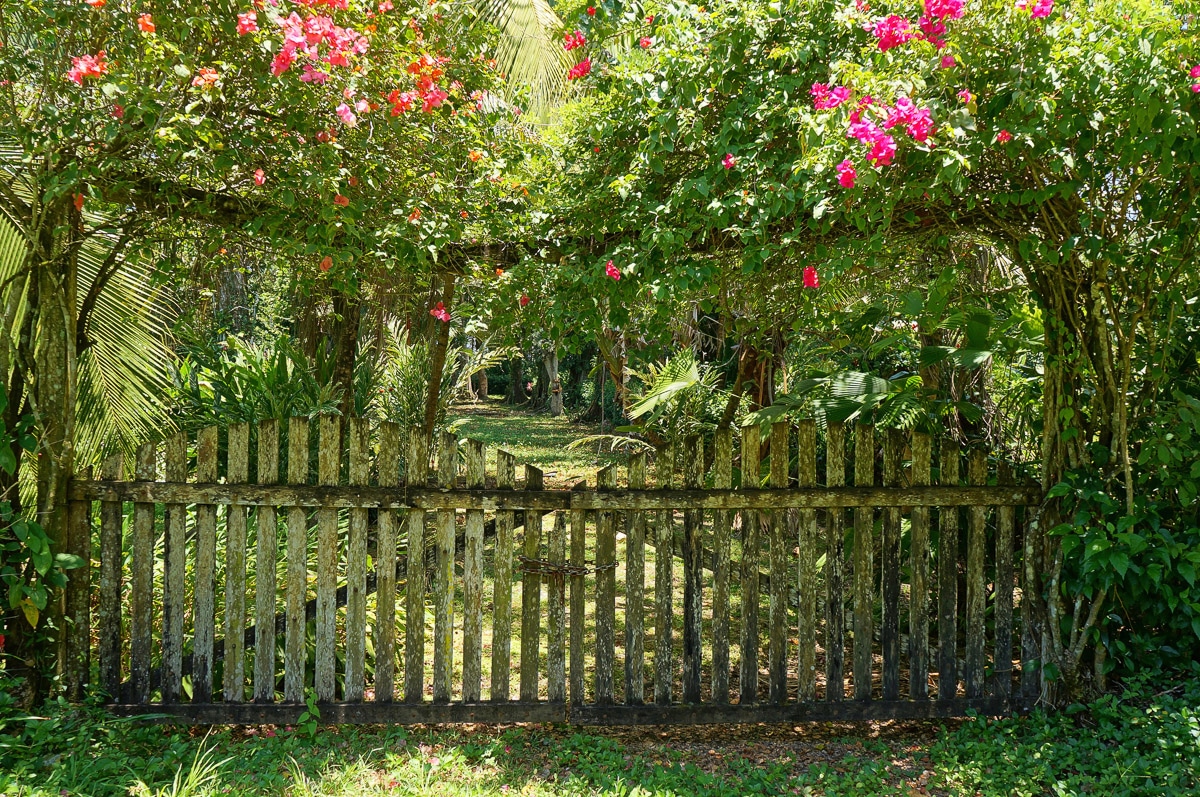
<box><xmin>474</xmin><ymin>0</ymin><xmax>572</xmax><ymax>117</ymax></box>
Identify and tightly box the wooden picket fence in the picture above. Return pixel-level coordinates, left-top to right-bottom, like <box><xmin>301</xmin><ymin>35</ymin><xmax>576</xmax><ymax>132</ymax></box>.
<box><xmin>62</xmin><ymin>416</ymin><xmax>1042</xmax><ymax>724</ymax></box>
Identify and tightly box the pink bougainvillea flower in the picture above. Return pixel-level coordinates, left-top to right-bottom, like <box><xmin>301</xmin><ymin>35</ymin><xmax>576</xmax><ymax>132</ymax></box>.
<box><xmin>586</xmin><ymin>5</ymin><xmax>596</xmax><ymax>14</ymax></box>
<box><xmin>923</xmin><ymin>0</ymin><xmax>963</xmax><ymax>19</ymax></box>
<box><xmin>567</xmin><ymin>58</ymin><xmax>592</xmax><ymax>80</ymax></box>
<box><xmin>1193</xmin><ymin>84</ymin><xmax>1200</xmax><ymax>93</ymax></box>
<box><xmin>957</xmin><ymin>89</ymin><xmax>973</xmax><ymax>103</ymax></box>
<box><xmin>722</xmin><ymin>153</ymin><xmax>737</xmax><ymax>169</ymax></box>
<box><xmin>871</xmin><ymin>15</ymin><xmax>914</xmax><ymax>51</ymax></box>
<box><xmin>270</xmin><ymin>50</ymin><xmax>295</xmax><ymax>76</ymax></box>
<box><xmin>918</xmin><ymin>16</ymin><xmax>946</xmax><ymax>48</ymax></box>
<box><xmin>336</xmin><ymin>102</ymin><xmax>357</xmax><ymax>126</ymax></box>
<box><xmin>300</xmin><ymin>64</ymin><xmax>329</xmax><ymax>84</ymax></box>
<box><xmin>639</xmin><ymin>37</ymin><xmax>652</xmax><ymax>48</ymax></box>
<box><xmin>112</xmin><ymin>103</ymin><xmax>125</xmax><ymax>118</ymax></box>
<box><xmin>811</xmin><ymin>83</ymin><xmax>852</xmax><ymax>110</ymax></box>
<box><xmin>429</xmin><ymin>301</ymin><xmax>450</xmax><ymax>322</ymax></box>
<box><xmin>355</xmin><ymin>98</ymin><xmax>370</xmax><ymax>113</ymax></box>
<box><xmin>388</xmin><ymin>90</ymin><xmax>417</xmax><ymax>114</ymax></box>
<box><xmin>802</xmin><ymin>266</ymin><xmax>820</xmax><ymax>288</ymax></box>
<box><xmin>605</xmin><ymin>260</ymin><xmax>621</xmax><ymax>280</ymax></box>
<box><xmin>1029</xmin><ymin>0</ymin><xmax>1052</xmax><ymax>16</ymax></box>
<box><xmin>940</xmin><ymin>54</ymin><xmax>957</xmax><ymax>68</ymax></box>
<box><xmin>520</xmin><ymin>294</ymin><xmax>530</xmax><ymax>307</ymax></box>
<box><xmin>563</xmin><ymin>30</ymin><xmax>586</xmax><ymax>51</ymax></box>
<box><xmin>253</xmin><ymin>169</ymin><xmax>266</xmax><ymax>186</ymax></box>
<box><xmin>836</xmin><ymin>159</ymin><xmax>857</xmax><ymax>188</ymax></box>
<box><xmin>66</xmin><ymin>52</ymin><xmax>108</xmax><ymax>84</ymax></box>
<box><xmin>192</xmin><ymin>67</ymin><xmax>220</xmax><ymax>89</ymax></box>
<box><xmin>333</xmin><ymin>193</ymin><xmax>350</xmax><ymax>206</ymax></box>
<box><xmin>237</xmin><ymin>11</ymin><xmax>258</xmax><ymax>34</ymax></box>
<box><xmin>866</xmin><ymin>134</ymin><xmax>897</xmax><ymax>165</ymax></box>
<box><xmin>378</xmin><ymin>0</ymin><xmax>394</xmax><ymax>11</ymax></box>
<box><xmin>138</xmin><ymin>14</ymin><xmax>155</xmax><ymax>32</ymax></box>
<box><xmin>997</xmin><ymin>129</ymin><xmax>1013</xmax><ymax>143</ymax></box>
<box><xmin>1191</xmin><ymin>65</ymin><xmax>1200</xmax><ymax>78</ymax></box>
<box><xmin>319</xmin><ymin>255</ymin><xmax>333</xmax><ymax>271</ymax></box>
<box><xmin>420</xmin><ymin>87</ymin><xmax>448</xmax><ymax>112</ymax></box>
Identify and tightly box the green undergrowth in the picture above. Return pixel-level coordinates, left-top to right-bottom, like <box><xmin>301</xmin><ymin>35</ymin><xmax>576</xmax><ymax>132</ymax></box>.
<box><xmin>2</xmin><ymin>680</ymin><xmax>1198</xmax><ymax>796</ymax></box>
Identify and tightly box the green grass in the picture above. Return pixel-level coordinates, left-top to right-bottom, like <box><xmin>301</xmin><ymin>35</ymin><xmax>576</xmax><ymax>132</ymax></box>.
<box><xmin>3</xmin><ymin>681</ymin><xmax>1199</xmax><ymax>796</ymax></box>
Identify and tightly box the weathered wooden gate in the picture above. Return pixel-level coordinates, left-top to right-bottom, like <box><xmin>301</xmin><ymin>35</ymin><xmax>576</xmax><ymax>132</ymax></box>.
<box><xmin>63</xmin><ymin>417</ymin><xmax>1042</xmax><ymax>724</ymax></box>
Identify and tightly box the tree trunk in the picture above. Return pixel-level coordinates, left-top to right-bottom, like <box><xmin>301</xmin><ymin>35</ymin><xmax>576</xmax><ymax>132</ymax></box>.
<box><xmin>422</xmin><ymin>273</ymin><xmax>456</xmax><ymax>442</ymax></box>
<box><xmin>506</xmin><ymin>357</ymin><xmax>527</xmax><ymax>404</ymax></box>
<box><xmin>331</xmin><ymin>288</ymin><xmax>362</xmax><ymax>422</ymax></box>
<box><xmin>546</xmin><ymin>351</ymin><xmax>562</xmax><ymax>417</ymax></box>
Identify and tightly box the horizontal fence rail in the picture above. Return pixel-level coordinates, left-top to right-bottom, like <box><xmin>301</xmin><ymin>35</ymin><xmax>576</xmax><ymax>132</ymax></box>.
<box><xmin>64</xmin><ymin>417</ymin><xmax>1043</xmax><ymax>725</ymax></box>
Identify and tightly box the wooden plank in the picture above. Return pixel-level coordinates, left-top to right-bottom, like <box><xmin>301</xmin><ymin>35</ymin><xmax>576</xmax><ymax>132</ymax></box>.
<box><xmin>375</xmin><ymin>422</ymin><xmax>401</xmax><ymax>703</ymax></box>
<box><xmin>284</xmin><ymin>418</ymin><xmax>310</xmax><ymax>703</ymax></box>
<box><xmin>595</xmin><ymin>463</ymin><xmax>618</xmax><ymax>705</ymax></box>
<box><xmin>254</xmin><ymin>420</ymin><xmax>280</xmax><ymax>703</ymax></box>
<box><xmin>404</xmin><ymin>431</ymin><xmax>429</xmax><ymax>703</ymax></box>
<box><xmin>433</xmin><ymin>431</ymin><xmax>458</xmax><ymax>703</ymax></box>
<box><xmin>965</xmin><ymin>449</ymin><xmax>988</xmax><ymax>700</ymax></box>
<box><xmin>162</xmin><ymin>434</ymin><xmax>187</xmax><ymax>703</ymax></box>
<box><xmin>909</xmin><ymin>432</ymin><xmax>932</xmax><ymax>700</ymax></box>
<box><xmin>739</xmin><ymin>425</ymin><xmax>761</xmax><ymax>704</ymax></box>
<box><xmin>768</xmin><ymin>422</ymin><xmax>789</xmax><ymax>705</ymax></box>
<box><xmin>65</xmin><ymin>465</ymin><xmax>92</xmax><ymax>702</ymax></box>
<box><xmin>937</xmin><ymin>441</ymin><xmax>961</xmax><ymax>701</ymax></box>
<box><xmin>654</xmin><ymin>446</ymin><xmax>674</xmax><ymax>705</ymax></box>
<box><xmin>1020</xmin><ymin>499</ymin><xmax>1041</xmax><ymax>703</ymax></box>
<box><xmin>193</xmin><ymin>427</ymin><xmax>218</xmax><ymax>703</ymax></box>
<box><xmin>681</xmin><ymin>435</ymin><xmax>704</xmax><ymax>704</ymax></box>
<box><xmin>625</xmin><ymin>452</ymin><xmax>647</xmax><ymax>705</ymax></box>
<box><xmin>462</xmin><ymin>439</ymin><xmax>487</xmax><ymax>703</ymax></box>
<box><xmin>519</xmin><ymin>464</ymin><xmax>544</xmax><ymax>702</ymax></box>
<box><xmin>111</xmin><ymin>701</ymin><xmax>569</xmax><ymax>725</ymax></box>
<box><xmin>853</xmin><ymin>424</ymin><xmax>874</xmax><ymax>701</ymax></box>
<box><xmin>711</xmin><ymin>430</ymin><xmax>733</xmax><ymax>705</ymax></box>
<box><xmin>224</xmin><ymin>423</ymin><xmax>250</xmax><ymax>703</ymax></box>
<box><xmin>98</xmin><ymin>453</ymin><xmax>124</xmax><ymax>700</ymax></box>
<box><xmin>881</xmin><ymin>430</ymin><xmax>902</xmax><ymax>701</ymax></box>
<box><xmin>345</xmin><ymin>418</ymin><xmax>370</xmax><ymax>703</ymax></box>
<box><xmin>492</xmin><ymin>450</ymin><xmax>516</xmax><ymax>702</ymax></box>
<box><xmin>547</xmin><ymin>512</ymin><xmax>567</xmax><ymax>704</ymax></box>
<box><xmin>568</xmin><ymin>697</ymin><xmax>1012</xmax><ymax>726</ymax></box>
<box><xmin>825</xmin><ymin>422</ymin><xmax>846</xmax><ymax>702</ymax></box>
<box><xmin>130</xmin><ymin>441</ymin><xmax>156</xmax><ymax>705</ymax></box>
<box><xmin>569</xmin><ymin>478</ymin><xmax>587</xmax><ymax>705</ymax></box>
<box><xmin>315</xmin><ymin>416</ymin><xmax>341</xmax><ymax>703</ymax></box>
<box><xmin>796</xmin><ymin>420</ymin><xmax>817</xmax><ymax>703</ymax></box>
<box><xmin>994</xmin><ymin>462</ymin><xmax>1015</xmax><ymax>700</ymax></box>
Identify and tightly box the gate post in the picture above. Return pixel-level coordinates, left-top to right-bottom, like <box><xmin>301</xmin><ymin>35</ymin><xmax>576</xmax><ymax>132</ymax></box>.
<box><xmin>64</xmin><ymin>467</ymin><xmax>92</xmax><ymax>702</ymax></box>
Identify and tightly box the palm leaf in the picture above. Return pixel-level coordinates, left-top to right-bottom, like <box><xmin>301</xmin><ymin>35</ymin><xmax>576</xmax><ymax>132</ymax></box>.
<box><xmin>474</xmin><ymin>0</ymin><xmax>572</xmax><ymax>117</ymax></box>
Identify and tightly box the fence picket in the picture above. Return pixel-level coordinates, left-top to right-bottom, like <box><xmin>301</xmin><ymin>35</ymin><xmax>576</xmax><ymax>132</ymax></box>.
<box><xmin>193</xmin><ymin>427</ymin><xmax>218</xmax><ymax>703</ymax></box>
<box><xmin>65</xmin><ymin>464</ymin><xmax>92</xmax><ymax>702</ymax></box>
<box><xmin>882</xmin><ymin>430</ymin><xmax>902</xmax><ymax>702</ymax></box>
<box><xmin>254</xmin><ymin>420</ymin><xmax>280</xmax><ymax>703</ymax></box>
<box><xmin>520</xmin><ymin>464</ymin><xmax>544</xmax><ymax>702</ymax></box>
<box><xmin>162</xmin><ymin>434</ymin><xmax>187</xmax><ymax>703</ymax></box>
<box><xmin>434</xmin><ymin>432</ymin><xmax>458</xmax><ymax>703</ymax></box>
<box><xmin>493</xmin><ymin>450</ymin><xmax>516</xmax><ymax>702</ymax></box>
<box><xmin>548</xmin><ymin>511</ymin><xmax>568</xmax><ymax>703</ymax></box>
<box><xmin>682</xmin><ymin>435</ymin><xmax>704</xmax><ymax>704</ymax></box>
<box><xmin>376</xmin><ymin>422</ymin><xmax>401</xmax><ymax>703</ymax></box>
<box><xmin>284</xmin><ymin>418</ymin><xmax>309</xmax><ymax>703</ymax></box>
<box><xmin>965</xmin><ymin>449</ymin><xmax>988</xmax><ymax>700</ymax></box>
<box><xmin>130</xmin><ymin>441</ymin><xmax>156</xmax><ymax>705</ymax></box>
<box><xmin>404</xmin><ymin>431</ymin><xmax>429</xmax><ymax>703</ymax></box>
<box><xmin>995</xmin><ymin>462</ymin><xmax>1015</xmax><ymax>699</ymax></box>
<box><xmin>625</xmin><ymin>453</ymin><xmax>647</xmax><ymax>705</ymax></box>
<box><xmin>654</xmin><ymin>446</ymin><xmax>674</xmax><ymax>705</ymax></box>
<box><xmin>797</xmin><ymin>420</ymin><xmax>817</xmax><ymax>702</ymax></box>
<box><xmin>853</xmin><ymin>424</ymin><xmax>875</xmax><ymax>701</ymax></box>
<box><xmin>463</xmin><ymin>439</ymin><xmax>486</xmax><ymax>702</ymax></box>
<box><xmin>910</xmin><ymin>432</ymin><xmax>932</xmax><ymax>700</ymax></box>
<box><xmin>569</xmin><ymin>478</ymin><xmax>587</xmax><ymax>705</ymax></box>
<box><xmin>739</xmin><ymin>425</ymin><xmax>761</xmax><ymax>704</ymax></box>
<box><xmin>345</xmin><ymin>419</ymin><xmax>370</xmax><ymax>703</ymax></box>
<box><xmin>316</xmin><ymin>416</ymin><xmax>341</xmax><ymax>703</ymax></box>
<box><xmin>596</xmin><ymin>463</ymin><xmax>618</xmax><ymax>705</ymax></box>
<box><xmin>224</xmin><ymin>424</ymin><xmax>250</xmax><ymax>703</ymax></box>
<box><xmin>711</xmin><ymin>430</ymin><xmax>733</xmax><ymax>705</ymax></box>
<box><xmin>825</xmin><ymin>422</ymin><xmax>846</xmax><ymax>702</ymax></box>
<box><xmin>98</xmin><ymin>453</ymin><xmax>124</xmax><ymax>700</ymax></box>
<box><xmin>937</xmin><ymin>441</ymin><xmax>961</xmax><ymax>700</ymax></box>
<box><xmin>768</xmin><ymin>423</ymin><xmax>789</xmax><ymax>705</ymax></box>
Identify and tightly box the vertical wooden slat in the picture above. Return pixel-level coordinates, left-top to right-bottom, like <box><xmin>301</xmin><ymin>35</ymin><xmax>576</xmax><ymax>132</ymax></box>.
<box><xmin>519</xmin><ymin>464</ymin><xmax>544</xmax><ymax>702</ymax></box>
<box><xmin>315</xmin><ymin>416</ymin><xmax>340</xmax><ymax>703</ymax></box>
<box><xmin>711</xmin><ymin>430</ymin><xmax>733</xmax><ymax>704</ymax></box>
<box><xmin>254</xmin><ymin>420</ymin><xmax>279</xmax><ymax>703</ymax></box>
<box><xmin>569</xmin><ymin>477</ymin><xmax>587</xmax><ymax>705</ymax></box>
<box><xmin>98</xmin><ymin>453</ymin><xmax>124</xmax><ymax>700</ymax></box>
<box><xmin>404</xmin><ymin>431</ymin><xmax>429</xmax><ymax>703</ymax></box>
<box><xmin>493</xmin><ymin>450</ymin><xmax>516</xmax><ymax>702</ymax></box>
<box><xmin>768</xmin><ymin>422</ymin><xmax>789</xmax><ymax>705</ymax></box>
<box><xmin>853</xmin><ymin>423</ymin><xmax>875</xmax><ymax>701</ymax></box>
<box><xmin>909</xmin><ymin>431</ymin><xmax>932</xmax><ymax>700</ymax></box>
<box><xmin>881</xmin><ymin>430</ymin><xmax>902</xmax><ymax>702</ymax></box>
<box><xmin>129</xmin><ymin>441</ymin><xmax>156</xmax><ymax>704</ymax></box>
<box><xmin>965</xmin><ymin>449</ymin><xmax>988</xmax><ymax>700</ymax></box>
<box><xmin>625</xmin><ymin>453</ymin><xmax>647</xmax><ymax>705</ymax></box>
<box><xmin>65</xmin><ymin>465</ymin><xmax>93</xmax><ymax>702</ymax></box>
<box><xmin>682</xmin><ymin>435</ymin><xmax>704</xmax><ymax>704</ymax></box>
<box><xmin>345</xmin><ymin>419</ymin><xmax>370</xmax><ymax>702</ymax></box>
<box><xmin>654</xmin><ymin>446</ymin><xmax>674</xmax><ymax>705</ymax></box>
<box><xmin>224</xmin><ymin>423</ymin><xmax>250</xmax><ymax>703</ymax></box>
<box><xmin>738</xmin><ymin>425</ymin><xmax>761</xmax><ymax>704</ymax></box>
<box><xmin>797</xmin><ymin>420</ymin><xmax>818</xmax><ymax>703</ymax></box>
<box><xmin>825</xmin><ymin>422</ymin><xmax>846</xmax><ymax>702</ymax></box>
<box><xmin>595</xmin><ymin>463</ymin><xmax>618</xmax><ymax>705</ymax></box>
<box><xmin>937</xmin><ymin>440</ymin><xmax>961</xmax><ymax>701</ymax></box>
<box><xmin>1021</xmin><ymin>495</ymin><xmax>1041</xmax><ymax>702</ymax></box>
<box><xmin>162</xmin><ymin>434</ymin><xmax>187</xmax><ymax>703</ymax></box>
<box><xmin>995</xmin><ymin>462</ymin><xmax>1016</xmax><ymax>700</ymax></box>
<box><xmin>284</xmin><ymin>418</ymin><xmax>309</xmax><ymax>703</ymax></box>
<box><xmin>547</xmin><ymin>512</ymin><xmax>567</xmax><ymax>703</ymax></box>
<box><xmin>433</xmin><ymin>432</ymin><xmax>457</xmax><ymax>703</ymax></box>
<box><xmin>462</xmin><ymin>439</ymin><xmax>487</xmax><ymax>702</ymax></box>
<box><xmin>193</xmin><ymin>427</ymin><xmax>218</xmax><ymax>703</ymax></box>
<box><xmin>375</xmin><ymin>422</ymin><xmax>401</xmax><ymax>703</ymax></box>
